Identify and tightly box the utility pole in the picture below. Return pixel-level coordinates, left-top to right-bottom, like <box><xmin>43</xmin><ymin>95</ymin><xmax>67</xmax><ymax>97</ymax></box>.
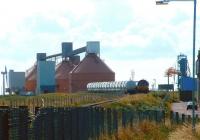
<box><xmin>196</xmin><ymin>50</ymin><xmax>200</xmax><ymax>103</ymax></box>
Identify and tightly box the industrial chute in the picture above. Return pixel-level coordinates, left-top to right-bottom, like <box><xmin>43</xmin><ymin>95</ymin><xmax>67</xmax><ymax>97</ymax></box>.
<box><xmin>164</xmin><ymin>67</ymin><xmax>178</xmax><ymax>86</ymax></box>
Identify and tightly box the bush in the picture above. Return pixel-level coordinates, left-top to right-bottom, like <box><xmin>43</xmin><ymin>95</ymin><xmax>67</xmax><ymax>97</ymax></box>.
<box><xmin>106</xmin><ymin>94</ymin><xmax>164</xmax><ymax>111</ymax></box>
<box><xmin>151</xmin><ymin>91</ymin><xmax>179</xmax><ymax>103</ymax></box>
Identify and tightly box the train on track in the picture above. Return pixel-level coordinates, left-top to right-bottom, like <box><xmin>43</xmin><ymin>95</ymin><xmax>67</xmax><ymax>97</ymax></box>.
<box><xmin>87</xmin><ymin>79</ymin><xmax>149</xmax><ymax>94</ymax></box>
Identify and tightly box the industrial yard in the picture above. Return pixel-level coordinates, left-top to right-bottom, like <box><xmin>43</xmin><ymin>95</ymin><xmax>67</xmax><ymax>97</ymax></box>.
<box><xmin>0</xmin><ymin>33</ymin><xmax>200</xmax><ymax>139</ymax></box>
<box><xmin>1</xmin><ymin>0</ymin><xmax>200</xmax><ymax>140</ymax></box>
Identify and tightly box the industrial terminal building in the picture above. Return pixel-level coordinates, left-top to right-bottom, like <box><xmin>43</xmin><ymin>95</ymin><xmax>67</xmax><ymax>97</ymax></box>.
<box><xmin>25</xmin><ymin>41</ymin><xmax>115</xmax><ymax>94</ymax></box>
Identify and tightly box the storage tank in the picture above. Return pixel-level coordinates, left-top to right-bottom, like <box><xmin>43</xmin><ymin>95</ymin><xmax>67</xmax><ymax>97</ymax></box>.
<box><xmin>25</xmin><ymin>64</ymin><xmax>37</xmax><ymax>92</ymax></box>
<box><xmin>69</xmin><ymin>53</ymin><xmax>115</xmax><ymax>92</ymax></box>
<box><xmin>56</xmin><ymin>60</ymin><xmax>75</xmax><ymax>93</ymax></box>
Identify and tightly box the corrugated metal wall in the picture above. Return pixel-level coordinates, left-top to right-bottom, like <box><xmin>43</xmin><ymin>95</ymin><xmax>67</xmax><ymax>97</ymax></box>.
<box><xmin>37</xmin><ymin>61</ymin><xmax>55</xmax><ymax>93</ymax></box>
<box><xmin>56</xmin><ymin>61</ymin><xmax>75</xmax><ymax>93</ymax></box>
<box><xmin>25</xmin><ymin>65</ymin><xmax>37</xmax><ymax>92</ymax></box>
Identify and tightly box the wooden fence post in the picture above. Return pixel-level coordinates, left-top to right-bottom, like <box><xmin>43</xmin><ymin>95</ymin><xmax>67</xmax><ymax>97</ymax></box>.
<box><xmin>113</xmin><ymin>109</ymin><xmax>118</xmax><ymax>134</ymax></box>
<box><xmin>188</xmin><ymin>115</ymin><xmax>192</xmax><ymax>123</ymax></box>
<box><xmin>129</xmin><ymin>110</ymin><xmax>134</xmax><ymax>128</ymax></box>
<box><xmin>0</xmin><ymin>106</ymin><xmax>9</xmax><ymax>140</ymax></box>
<box><xmin>100</xmin><ymin>107</ymin><xmax>105</xmax><ymax>134</ymax></box>
<box><xmin>170</xmin><ymin>111</ymin><xmax>174</xmax><ymax>124</ymax></box>
<box><xmin>182</xmin><ymin>114</ymin><xmax>185</xmax><ymax>123</ymax></box>
<box><xmin>195</xmin><ymin>114</ymin><xmax>199</xmax><ymax>123</ymax></box>
<box><xmin>44</xmin><ymin>108</ymin><xmax>54</xmax><ymax>140</ymax></box>
<box><xmin>162</xmin><ymin>110</ymin><xmax>165</xmax><ymax>124</ymax></box>
<box><xmin>19</xmin><ymin>106</ymin><xmax>29</xmax><ymax>140</ymax></box>
<box><xmin>107</xmin><ymin>108</ymin><xmax>112</xmax><ymax>136</ymax></box>
<box><xmin>175</xmin><ymin>112</ymin><xmax>179</xmax><ymax>124</ymax></box>
<box><xmin>71</xmin><ymin>108</ymin><xmax>78</xmax><ymax>140</ymax></box>
<box><xmin>64</xmin><ymin>108</ymin><xmax>72</xmax><ymax>140</ymax></box>
<box><xmin>122</xmin><ymin>110</ymin><xmax>126</xmax><ymax>127</ymax></box>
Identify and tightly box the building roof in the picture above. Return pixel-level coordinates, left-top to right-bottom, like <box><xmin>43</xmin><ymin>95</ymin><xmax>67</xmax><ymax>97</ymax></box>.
<box><xmin>56</xmin><ymin>60</ymin><xmax>75</xmax><ymax>79</ymax></box>
<box><xmin>26</xmin><ymin>64</ymin><xmax>37</xmax><ymax>81</ymax></box>
<box><xmin>71</xmin><ymin>53</ymin><xmax>114</xmax><ymax>74</ymax></box>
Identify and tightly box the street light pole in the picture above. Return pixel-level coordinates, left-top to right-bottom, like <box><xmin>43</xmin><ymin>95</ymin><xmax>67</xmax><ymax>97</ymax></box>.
<box><xmin>156</xmin><ymin>0</ymin><xmax>197</xmax><ymax>131</ymax></box>
<box><xmin>192</xmin><ymin>0</ymin><xmax>196</xmax><ymax>131</ymax></box>
<box><xmin>156</xmin><ymin>0</ymin><xmax>192</xmax><ymax>5</ymax></box>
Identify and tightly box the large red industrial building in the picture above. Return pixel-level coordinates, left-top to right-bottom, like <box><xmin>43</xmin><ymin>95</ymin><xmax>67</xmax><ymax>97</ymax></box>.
<box><xmin>25</xmin><ymin>41</ymin><xmax>115</xmax><ymax>93</ymax></box>
<box><xmin>69</xmin><ymin>53</ymin><xmax>115</xmax><ymax>93</ymax></box>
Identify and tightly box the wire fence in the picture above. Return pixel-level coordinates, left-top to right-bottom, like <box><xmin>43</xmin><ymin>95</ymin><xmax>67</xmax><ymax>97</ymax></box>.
<box><xmin>0</xmin><ymin>106</ymin><xmax>166</xmax><ymax>140</ymax></box>
<box><xmin>0</xmin><ymin>93</ymin><xmax>123</xmax><ymax>113</ymax></box>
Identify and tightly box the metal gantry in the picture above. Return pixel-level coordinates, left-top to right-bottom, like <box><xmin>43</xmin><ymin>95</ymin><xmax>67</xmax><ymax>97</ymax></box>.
<box><xmin>156</xmin><ymin>0</ymin><xmax>197</xmax><ymax>131</ymax></box>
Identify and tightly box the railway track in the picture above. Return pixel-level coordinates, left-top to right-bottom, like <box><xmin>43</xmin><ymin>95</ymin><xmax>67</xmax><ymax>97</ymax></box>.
<box><xmin>81</xmin><ymin>99</ymin><xmax>120</xmax><ymax>107</ymax></box>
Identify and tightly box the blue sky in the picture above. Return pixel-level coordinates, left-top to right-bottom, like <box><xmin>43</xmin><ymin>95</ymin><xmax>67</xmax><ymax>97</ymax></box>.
<box><xmin>0</xmin><ymin>0</ymin><xmax>199</xmax><ymax>92</ymax></box>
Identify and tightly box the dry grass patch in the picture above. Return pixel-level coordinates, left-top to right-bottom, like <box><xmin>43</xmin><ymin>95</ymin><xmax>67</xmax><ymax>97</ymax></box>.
<box><xmin>169</xmin><ymin>123</ymin><xmax>200</xmax><ymax>140</ymax></box>
<box><xmin>100</xmin><ymin>120</ymin><xmax>171</xmax><ymax>140</ymax></box>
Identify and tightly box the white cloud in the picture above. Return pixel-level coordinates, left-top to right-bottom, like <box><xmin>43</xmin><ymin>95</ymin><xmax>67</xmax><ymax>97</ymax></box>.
<box><xmin>0</xmin><ymin>0</ymin><xmax>96</xmax><ymax>37</ymax></box>
<box><xmin>0</xmin><ymin>0</ymin><xmax>199</xmax><ymax>94</ymax></box>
